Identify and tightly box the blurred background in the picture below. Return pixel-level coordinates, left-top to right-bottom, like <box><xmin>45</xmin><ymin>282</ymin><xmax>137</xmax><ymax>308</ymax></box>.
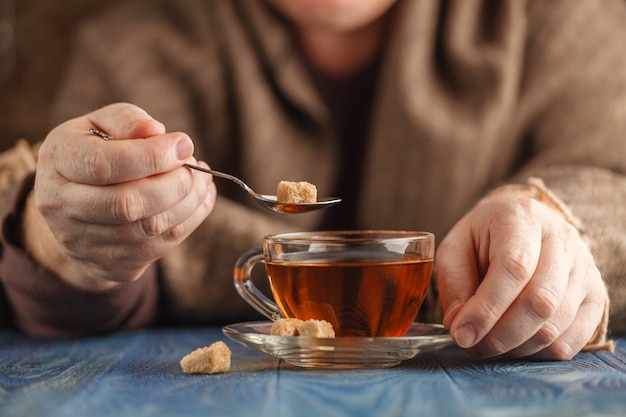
<box><xmin>0</xmin><ymin>0</ymin><xmax>122</xmax><ymax>152</ymax></box>
<box><xmin>3</xmin><ymin>0</ymin><xmax>625</xmax><ymax>155</ymax></box>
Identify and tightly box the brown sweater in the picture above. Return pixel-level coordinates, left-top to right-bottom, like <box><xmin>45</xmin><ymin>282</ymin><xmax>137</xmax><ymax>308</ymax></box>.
<box><xmin>1</xmin><ymin>0</ymin><xmax>626</xmax><ymax>338</ymax></box>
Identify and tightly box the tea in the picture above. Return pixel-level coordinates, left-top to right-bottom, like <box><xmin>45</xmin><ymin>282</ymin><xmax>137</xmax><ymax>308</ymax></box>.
<box><xmin>265</xmin><ymin>252</ymin><xmax>432</xmax><ymax>337</ymax></box>
<box><xmin>234</xmin><ymin>231</ymin><xmax>435</xmax><ymax>339</ymax></box>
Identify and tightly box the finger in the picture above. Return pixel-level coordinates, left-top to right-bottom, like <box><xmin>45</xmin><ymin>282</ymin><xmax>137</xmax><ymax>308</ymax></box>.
<box><xmin>87</xmin><ymin>102</ymin><xmax>166</xmax><ymax>140</ymax></box>
<box><xmin>64</xmin><ymin>172</ymin><xmax>216</xmax><ymax>275</ymax></box>
<box><xmin>57</xmin><ymin>161</ymin><xmax>215</xmax><ymax>246</ymax></box>
<box><xmin>55</xmin><ymin>127</ymin><xmax>194</xmax><ymax>185</ymax></box>
<box><xmin>436</xmin><ymin>224</ymin><xmax>481</xmax><ymax>329</ymax></box>
<box><xmin>450</xmin><ymin>210</ymin><xmax>542</xmax><ymax>349</ymax></box>
<box><xmin>153</xmin><ymin>170</ymin><xmax>217</xmax><ymax>243</ymax></box>
<box><xmin>466</xmin><ymin>232</ymin><xmax>572</xmax><ymax>357</ymax></box>
<box><xmin>44</xmin><ymin>103</ymin><xmax>194</xmax><ymax>185</ymax></box>
<box><xmin>501</xmin><ymin>300</ymin><xmax>577</xmax><ymax>359</ymax></box>
<box><xmin>517</xmin><ymin>253</ymin><xmax>605</xmax><ymax>359</ymax></box>
<box><xmin>54</xmin><ymin>158</ymin><xmax>212</xmax><ymax>224</ymax></box>
<box><xmin>139</xmin><ymin>160</ymin><xmax>216</xmax><ymax>240</ymax></box>
<box><xmin>528</xmin><ymin>297</ymin><xmax>605</xmax><ymax>361</ymax></box>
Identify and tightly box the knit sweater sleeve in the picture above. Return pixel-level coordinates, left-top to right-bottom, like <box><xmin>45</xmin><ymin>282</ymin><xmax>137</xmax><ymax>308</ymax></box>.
<box><xmin>511</xmin><ymin>0</ymin><xmax>626</xmax><ymax>334</ymax></box>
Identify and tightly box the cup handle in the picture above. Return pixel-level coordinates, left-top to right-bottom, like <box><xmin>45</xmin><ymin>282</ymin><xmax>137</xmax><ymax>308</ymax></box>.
<box><xmin>234</xmin><ymin>247</ymin><xmax>283</xmax><ymax>321</ymax></box>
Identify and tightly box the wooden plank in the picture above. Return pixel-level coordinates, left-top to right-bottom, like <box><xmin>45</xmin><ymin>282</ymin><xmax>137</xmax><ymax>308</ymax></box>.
<box><xmin>0</xmin><ymin>329</ymin><xmax>624</xmax><ymax>417</ymax></box>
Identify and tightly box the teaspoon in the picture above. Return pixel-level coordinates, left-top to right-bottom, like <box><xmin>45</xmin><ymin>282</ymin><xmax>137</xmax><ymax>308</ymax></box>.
<box><xmin>182</xmin><ymin>163</ymin><xmax>341</xmax><ymax>213</ymax></box>
<box><xmin>88</xmin><ymin>128</ymin><xmax>341</xmax><ymax>213</ymax></box>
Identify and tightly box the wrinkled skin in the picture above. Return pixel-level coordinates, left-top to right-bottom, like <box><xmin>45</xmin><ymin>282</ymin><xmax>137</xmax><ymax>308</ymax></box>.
<box><xmin>31</xmin><ymin>103</ymin><xmax>216</xmax><ymax>290</ymax></box>
<box><xmin>437</xmin><ymin>195</ymin><xmax>607</xmax><ymax>360</ymax></box>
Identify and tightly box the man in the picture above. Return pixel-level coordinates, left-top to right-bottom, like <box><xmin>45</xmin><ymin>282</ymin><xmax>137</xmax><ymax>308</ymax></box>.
<box><xmin>1</xmin><ymin>0</ymin><xmax>624</xmax><ymax>359</ymax></box>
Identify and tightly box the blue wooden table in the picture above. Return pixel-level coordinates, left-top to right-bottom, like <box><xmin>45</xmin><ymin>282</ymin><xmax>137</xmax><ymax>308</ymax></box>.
<box><xmin>1</xmin><ymin>327</ymin><xmax>624</xmax><ymax>417</ymax></box>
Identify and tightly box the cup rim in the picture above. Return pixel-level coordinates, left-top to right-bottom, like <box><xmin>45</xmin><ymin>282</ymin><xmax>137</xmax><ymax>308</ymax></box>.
<box><xmin>265</xmin><ymin>230</ymin><xmax>434</xmax><ymax>243</ymax></box>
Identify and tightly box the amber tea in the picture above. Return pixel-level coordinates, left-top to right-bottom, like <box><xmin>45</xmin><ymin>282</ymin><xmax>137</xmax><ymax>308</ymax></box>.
<box><xmin>234</xmin><ymin>231</ymin><xmax>435</xmax><ymax>338</ymax></box>
<box><xmin>266</xmin><ymin>253</ymin><xmax>432</xmax><ymax>337</ymax></box>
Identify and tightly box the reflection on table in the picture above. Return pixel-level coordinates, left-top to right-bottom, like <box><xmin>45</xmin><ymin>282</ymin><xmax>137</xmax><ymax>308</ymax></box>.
<box><xmin>1</xmin><ymin>326</ymin><xmax>624</xmax><ymax>417</ymax></box>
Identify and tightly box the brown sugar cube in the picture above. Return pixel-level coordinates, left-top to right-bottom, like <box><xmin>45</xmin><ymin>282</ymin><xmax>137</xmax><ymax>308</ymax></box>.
<box><xmin>297</xmin><ymin>319</ymin><xmax>336</xmax><ymax>338</ymax></box>
<box><xmin>276</xmin><ymin>181</ymin><xmax>317</xmax><ymax>204</ymax></box>
<box><xmin>270</xmin><ymin>318</ymin><xmax>335</xmax><ymax>338</ymax></box>
<box><xmin>270</xmin><ymin>318</ymin><xmax>304</xmax><ymax>336</ymax></box>
<box><xmin>180</xmin><ymin>341</ymin><xmax>231</xmax><ymax>374</ymax></box>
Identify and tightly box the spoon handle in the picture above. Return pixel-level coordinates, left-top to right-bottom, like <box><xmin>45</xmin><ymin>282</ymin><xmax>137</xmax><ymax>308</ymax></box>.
<box><xmin>183</xmin><ymin>163</ymin><xmax>253</xmax><ymax>193</ymax></box>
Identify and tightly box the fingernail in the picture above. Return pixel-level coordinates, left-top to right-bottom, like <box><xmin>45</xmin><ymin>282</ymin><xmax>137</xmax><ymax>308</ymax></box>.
<box><xmin>454</xmin><ymin>324</ymin><xmax>477</xmax><ymax>348</ymax></box>
<box><xmin>176</xmin><ymin>136</ymin><xmax>194</xmax><ymax>161</ymax></box>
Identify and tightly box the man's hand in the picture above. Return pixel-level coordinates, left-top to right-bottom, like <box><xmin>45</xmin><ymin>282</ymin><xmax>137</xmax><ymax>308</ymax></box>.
<box><xmin>25</xmin><ymin>103</ymin><xmax>217</xmax><ymax>291</ymax></box>
<box><xmin>437</xmin><ymin>193</ymin><xmax>607</xmax><ymax>360</ymax></box>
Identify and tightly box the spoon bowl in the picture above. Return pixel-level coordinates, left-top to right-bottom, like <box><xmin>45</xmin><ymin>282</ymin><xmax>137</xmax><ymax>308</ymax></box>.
<box><xmin>183</xmin><ymin>163</ymin><xmax>341</xmax><ymax>213</ymax></box>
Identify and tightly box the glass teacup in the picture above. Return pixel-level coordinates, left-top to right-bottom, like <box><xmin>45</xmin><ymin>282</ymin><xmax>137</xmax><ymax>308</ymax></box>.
<box><xmin>234</xmin><ymin>230</ymin><xmax>435</xmax><ymax>337</ymax></box>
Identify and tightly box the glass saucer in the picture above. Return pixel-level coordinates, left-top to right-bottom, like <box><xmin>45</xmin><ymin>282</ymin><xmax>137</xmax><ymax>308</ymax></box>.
<box><xmin>222</xmin><ymin>321</ymin><xmax>452</xmax><ymax>369</ymax></box>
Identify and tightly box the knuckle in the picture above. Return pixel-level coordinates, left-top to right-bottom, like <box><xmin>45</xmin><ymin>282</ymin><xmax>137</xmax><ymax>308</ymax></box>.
<box><xmin>143</xmin><ymin>145</ymin><xmax>163</xmax><ymax>173</ymax></box>
<box><xmin>85</xmin><ymin>148</ymin><xmax>114</xmax><ymax>183</ymax></box>
<box><xmin>553</xmin><ymin>216</ymin><xmax>579</xmax><ymax>237</ymax></box>
<box><xmin>534</xmin><ymin>321</ymin><xmax>561</xmax><ymax>346</ymax></box>
<box><xmin>199</xmin><ymin>181</ymin><xmax>217</xmax><ymax>212</ymax></box>
<box><xmin>526</xmin><ymin>286</ymin><xmax>560</xmax><ymax>321</ymax></box>
<box><xmin>500</xmin><ymin>245</ymin><xmax>536</xmax><ymax>285</ymax></box>
<box><xmin>115</xmin><ymin>103</ymin><xmax>145</xmax><ymax>131</ymax></box>
<box><xmin>34</xmin><ymin>195</ymin><xmax>58</xmax><ymax>216</ymax></box>
<box><xmin>57</xmin><ymin>229</ymin><xmax>81</xmax><ymax>252</ymax></box>
<box><xmin>112</xmin><ymin>190</ymin><xmax>145</xmax><ymax>222</ymax></box>
<box><xmin>164</xmin><ymin>221</ymin><xmax>188</xmax><ymax>242</ymax></box>
<box><xmin>141</xmin><ymin>212</ymin><xmax>170</xmax><ymax>237</ymax></box>
<box><xmin>54</xmin><ymin>225</ymin><xmax>91</xmax><ymax>260</ymax></box>
<box><xmin>178</xmin><ymin>168</ymin><xmax>195</xmax><ymax>196</ymax></box>
<box><xmin>467</xmin><ymin>298</ymin><xmax>502</xmax><ymax>335</ymax></box>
